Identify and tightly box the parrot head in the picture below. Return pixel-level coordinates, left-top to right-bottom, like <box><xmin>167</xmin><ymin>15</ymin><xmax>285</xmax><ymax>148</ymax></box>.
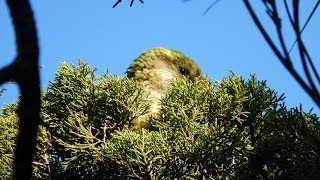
<box><xmin>126</xmin><ymin>47</ymin><xmax>204</xmax><ymax>129</ymax></box>
<box><xmin>126</xmin><ymin>47</ymin><xmax>203</xmax><ymax>92</ymax></box>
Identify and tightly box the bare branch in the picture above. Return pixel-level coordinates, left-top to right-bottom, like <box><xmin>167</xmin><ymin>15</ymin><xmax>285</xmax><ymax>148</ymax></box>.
<box><xmin>284</xmin><ymin>0</ymin><xmax>320</xmax><ymax>85</ymax></box>
<box><xmin>242</xmin><ymin>1</ymin><xmax>288</xmax><ymax>64</ymax></box>
<box><xmin>270</xmin><ymin>2</ymin><xmax>291</xmax><ymax>64</ymax></box>
<box><xmin>292</xmin><ymin>1</ymin><xmax>319</xmax><ymax>97</ymax></box>
<box><xmin>243</xmin><ymin>0</ymin><xmax>320</xmax><ymax>107</ymax></box>
<box><xmin>113</xmin><ymin>0</ymin><xmax>144</xmax><ymax>8</ymax></box>
<box><xmin>301</xmin><ymin>43</ymin><xmax>320</xmax><ymax>84</ymax></box>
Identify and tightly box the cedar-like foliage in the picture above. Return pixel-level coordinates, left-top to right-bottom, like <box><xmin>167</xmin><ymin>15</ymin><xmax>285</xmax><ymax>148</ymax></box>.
<box><xmin>0</xmin><ymin>103</ymin><xmax>51</xmax><ymax>179</ymax></box>
<box><xmin>0</xmin><ymin>60</ymin><xmax>319</xmax><ymax>179</ymax></box>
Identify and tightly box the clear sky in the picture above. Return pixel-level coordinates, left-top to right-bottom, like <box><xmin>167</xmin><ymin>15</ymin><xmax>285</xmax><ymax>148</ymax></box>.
<box><xmin>0</xmin><ymin>1</ymin><xmax>319</xmax><ymax>115</ymax></box>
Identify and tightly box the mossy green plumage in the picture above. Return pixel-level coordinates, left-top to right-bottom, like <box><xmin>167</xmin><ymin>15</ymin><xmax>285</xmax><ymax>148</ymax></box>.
<box><xmin>125</xmin><ymin>47</ymin><xmax>203</xmax><ymax>129</ymax></box>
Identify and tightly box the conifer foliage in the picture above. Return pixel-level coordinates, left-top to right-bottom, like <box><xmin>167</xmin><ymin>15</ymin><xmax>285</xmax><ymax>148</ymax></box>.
<box><xmin>0</xmin><ymin>60</ymin><xmax>319</xmax><ymax>179</ymax></box>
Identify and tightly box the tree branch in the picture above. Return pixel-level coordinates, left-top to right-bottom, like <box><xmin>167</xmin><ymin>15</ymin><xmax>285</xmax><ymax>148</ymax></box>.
<box><xmin>5</xmin><ymin>0</ymin><xmax>41</xmax><ymax>179</ymax></box>
<box><xmin>243</xmin><ymin>0</ymin><xmax>320</xmax><ymax>108</ymax></box>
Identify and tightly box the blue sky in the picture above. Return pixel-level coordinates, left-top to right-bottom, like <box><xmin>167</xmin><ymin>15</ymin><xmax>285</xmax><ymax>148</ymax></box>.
<box><xmin>0</xmin><ymin>0</ymin><xmax>319</xmax><ymax>115</ymax></box>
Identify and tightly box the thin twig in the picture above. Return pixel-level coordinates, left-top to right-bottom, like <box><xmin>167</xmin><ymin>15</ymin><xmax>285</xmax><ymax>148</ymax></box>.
<box><xmin>271</xmin><ymin>2</ymin><xmax>291</xmax><ymax>63</ymax></box>
<box><xmin>203</xmin><ymin>0</ymin><xmax>222</xmax><ymax>15</ymax></box>
<box><xmin>293</xmin><ymin>0</ymin><xmax>319</xmax><ymax>96</ymax></box>
<box><xmin>242</xmin><ymin>1</ymin><xmax>288</xmax><ymax>64</ymax></box>
<box><xmin>131</xmin><ymin>0</ymin><xmax>144</xmax><ymax>7</ymax></box>
<box><xmin>301</xmin><ymin>43</ymin><xmax>320</xmax><ymax>84</ymax></box>
<box><xmin>113</xmin><ymin>0</ymin><xmax>121</xmax><ymax>8</ymax></box>
<box><xmin>288</xmin><ymin>0</ymin><xmax>320</xmax><ymax>54</ymax></box>
<box><xmin>113</xmin><ymin>0</ymin><xmax>144</xmax><ymax>8</ymax></box>
<box><xmin>182</xmin><ymin>0</ymin><xmax>222</xmax><ymax>15</ymax></box>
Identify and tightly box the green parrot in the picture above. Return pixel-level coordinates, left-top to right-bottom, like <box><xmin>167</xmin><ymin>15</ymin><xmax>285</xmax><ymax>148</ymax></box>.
<box><xmin>126</xmin><ymin>47</ymin><xmax>204</xmax><ymax>129</ymax></box>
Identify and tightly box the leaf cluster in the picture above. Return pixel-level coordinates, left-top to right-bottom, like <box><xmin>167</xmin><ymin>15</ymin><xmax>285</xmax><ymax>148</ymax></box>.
<box><xmin>0</xmin><ymin>60</ymin><xmax>319</xmax><ymax>179</ymax></box>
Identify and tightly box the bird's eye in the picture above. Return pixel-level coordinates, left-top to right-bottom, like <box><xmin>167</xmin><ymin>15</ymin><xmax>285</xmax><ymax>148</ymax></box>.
<box><xmin>179</xmin><ymin>67</ymin><xmax>188</xmax><ymax>75</ymax></box>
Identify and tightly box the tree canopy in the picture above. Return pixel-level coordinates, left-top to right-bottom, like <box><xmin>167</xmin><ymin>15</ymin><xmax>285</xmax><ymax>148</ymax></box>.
<box><xmin>1</xmin><ymin>60</ymin><xmax>319</xmax><ymax>179</ymax></box>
